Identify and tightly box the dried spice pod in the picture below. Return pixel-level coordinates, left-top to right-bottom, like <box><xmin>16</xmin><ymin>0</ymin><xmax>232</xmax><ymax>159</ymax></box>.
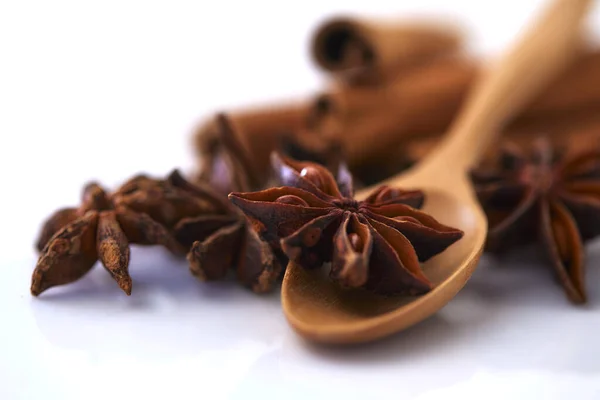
<box><xmin>114</xmin><ymin>208</ymin><xmax>182</xmax><ymax>254</ymax></box>
<box><xmin>471</xmin><ymin>137</ymin><xmax>600</xmax><ymax>304</ymax></box>
<box><xmin>32</xmin><ymin>212</ymin><xmax>100</xmax><ymax>296</ymax></box>
<box><xmin>32</xmin><ymin>175</ymin><xmax>194</xmax><ymax>296</ymax></box>
<box><xmin>35</xmin><ymin>208</ymin><xmax>79</xmax><ymax>252</ymax></box>
<box><xmin>32</xmin><ymin>168</ymin><xmax>283</xmax><ymax>296</ymax></box>
<box><xmin>229</xmin><ymin>154</ymin><xmax>463</xmax><ymax>295</ymax></box>
<box><xmin>311</xmin><ymin>16</ymin><xmax>463</xmax><ymax>83</ymax></box>
<box><xmin>169</xmin><ymin>170</ymin><xmax>282</xmax><ymax>293</ymax></box>
<box><xmin>96</xmin><ymin>210</ymin><xmax>132</xmax><ymax>294</ymax></box>
<box><xmin>112</xmin><ymin>174</ymin><xmax>221</xmax><ymax>229</ymax></box>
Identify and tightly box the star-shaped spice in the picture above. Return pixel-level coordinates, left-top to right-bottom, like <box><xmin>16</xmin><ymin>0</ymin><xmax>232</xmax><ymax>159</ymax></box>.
<box><xmin>167</xmin><ymin>171</ymin><xmax>281</xmax><ymax>293</ymax></box>
<box><xmin>229</xmin><ymin>154</ymin><xmax>464</xmax><ymax>295</ymax></box>
<box><xmin>471</xmin><ymin>138</ymin><xmax>600</xmax><ymax>304</ymax></box>
<box><xmin>33</xmin><ymin>170</ymin><xmax>280</xmax><ymax>296</ymax></box>
<box><xmin>33</xmin><ymin>176</ymin><xmax>187</xmax><ymax>296</ymax></box>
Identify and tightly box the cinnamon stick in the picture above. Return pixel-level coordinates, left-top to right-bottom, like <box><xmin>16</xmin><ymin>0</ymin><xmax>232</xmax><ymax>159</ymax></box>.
<box><xmin>315</xmin><ymin>50</ymin><xmax>600</xmax><ymax>167</ymax></box>
<box><xmin>353</xmin><ymin>108</ymin><xmax>600</xmax><ymax>185</ymax></box>
<box><xmin>193</xmin><ymin>51</ymin><xmax>600</xmax><ymax>193</ymax></box>
<box><xmin>311</xmin><ymin>16</ymin><xmax>463</xmax><ymax>83</ymax></box>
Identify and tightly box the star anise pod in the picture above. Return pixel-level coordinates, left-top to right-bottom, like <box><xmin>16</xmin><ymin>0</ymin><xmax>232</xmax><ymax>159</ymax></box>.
<box><xmin>471</xmin><ymin>137</ymin><xmax>600</xmax><ymax>304</ymax></box>
<box><xmin>32</xmin><ymin>176</ymin><xmax>189</xmax><ymax>296</ymax></box>
<box><xmin>166</xmin><ymin>171</ymin><xmax>281</xmax><ymax>293</ymax></box>
<box><xmin>229</xmin><ymin>154</ymin><xmax>464</xmax><ymax>295</ymax></box>
<box><xmin>33</xmin><ymin>170</ymin><xmax>281</xmax><ymax>296</ymax></box>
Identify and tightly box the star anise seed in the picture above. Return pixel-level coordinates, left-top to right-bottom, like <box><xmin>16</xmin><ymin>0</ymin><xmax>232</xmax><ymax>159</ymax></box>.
<box><xmin>32</xmin><ymin>172</ymin><xmax>212</xmax><ymax>296</ymax></box>
<box><xmin>168</xmin><ymin>171</ymin><xmax>282</xmax><ymax>293</ymax></box>
<box><xmin>229</xmin><ymin>154</ymin><xmax>464</xmax><ymax>295</ymax></box>
<box><xmin>32</xmin><ymin>212</ymin><xmax>100</xmax><ymax>296</ymax></box>
<box><xmin>33</xmin><ymin>169</ymin><xmax>281</xmax><ymax>296</ymax></box>
<box><xmin>471</xmin><ymin>137</ymin><xmax>600</xmax><ymax>304</ymax></box>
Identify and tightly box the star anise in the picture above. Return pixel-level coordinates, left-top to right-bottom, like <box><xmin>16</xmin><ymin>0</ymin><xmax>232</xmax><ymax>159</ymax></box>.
<box><xmin>33</xmin><ymin>170</ymin><xmax>280</xmax><ymax>296</ymax></box>
<box><xmin>471</xmin><ymin>137</ymin><xmax>600</xmax><ymax>304</ymax></box>
<box><xmin>229</xmin><ymin>154</ymin><xmax>464</xmax><ymax>295</ymax></box>
<box><xmin>167</xmin><ymin>171</ymin><xmax>281</xmax><ymax>293</ymax></box>
<box><xmin>32</xmin><ymin>176</ymin><xmax>188</xmax><ymax>296</ymax></box>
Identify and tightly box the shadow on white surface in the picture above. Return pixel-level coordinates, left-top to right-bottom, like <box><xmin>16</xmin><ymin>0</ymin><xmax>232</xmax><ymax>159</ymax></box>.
<box><xmin>28</xmin><ymin>247</ymin><xmax>285</xmax><ymax>355</ymax></box>
<box><xmin>6</xmin><ymin>237</ymin><xmax>600</xmax><ymax>400</ymax></box>
<box><xmin>10</xmin><ymin>236</ymin><xmax>600</xmax><ymax>400</ymax></box>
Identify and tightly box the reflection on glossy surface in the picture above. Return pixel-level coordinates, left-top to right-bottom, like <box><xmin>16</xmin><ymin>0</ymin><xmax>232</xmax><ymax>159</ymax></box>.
<box><xmin>3</xmin><ymin>242</ymin><xmax>600</xmax><ymax>399</ymax></box>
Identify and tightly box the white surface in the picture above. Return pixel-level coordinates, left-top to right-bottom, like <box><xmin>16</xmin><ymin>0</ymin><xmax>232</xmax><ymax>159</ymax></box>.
<box><xmin>1</xmin><ymin>1</ymin><xmax>600</xmax><ymax>399</ymax></box>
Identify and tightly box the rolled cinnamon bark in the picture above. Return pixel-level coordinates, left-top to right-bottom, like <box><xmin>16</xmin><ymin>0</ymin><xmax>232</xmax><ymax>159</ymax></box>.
<box><xmin>316</xmin><ymin>50</ymin><xmax>600</xmax><ymax>167</ymax></box>
<box><xmin>353</xmin><ymin>108</ymin><xmax>600</xmax><ymax>185</ymax></box>
<box><xmin>311</xmin><ymin>16</ymin><xmax>463</xmax><ymax>83</ymax></box>
<box><xmin>193</xmin><ymin>51</ymin><xmax>600</xmax><ymax>194</ymax></box>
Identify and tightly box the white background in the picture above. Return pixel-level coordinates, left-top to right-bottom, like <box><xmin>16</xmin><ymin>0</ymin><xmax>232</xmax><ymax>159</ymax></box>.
<box><xmin>1</xmin><ymin>1</ymin><xmax>600</xmax><ymax>399</ymax></box>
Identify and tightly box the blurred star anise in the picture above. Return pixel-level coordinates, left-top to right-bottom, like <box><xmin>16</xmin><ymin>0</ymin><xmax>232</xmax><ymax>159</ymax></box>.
<box><xmin>471</xmin><ymin>138</ymin><xmax>600</xmax><ymax>304</ymax></box>
<box><xmin>195</xmin><ymin>114</ymin><xmax>261</xmax><ymax>195</ymax></box>
<box><xmin>33</xmin><ymin>170</ymin><xmax>280</xmax><ymax>296</ymax></box>
<box><xmin>167</xmin><ymin>172</ymin><xmax>281</xmax><ymax>293</ymax></box>
<box><xmin>229</xmin><ymin>154</ymin><xmax>463</xmax><ymax>295</ymax></box>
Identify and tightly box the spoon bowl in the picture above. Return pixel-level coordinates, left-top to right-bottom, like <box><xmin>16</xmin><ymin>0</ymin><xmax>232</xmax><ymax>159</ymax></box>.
<box><xmin>283</xmin><ymin>177</ymin><xmax>486</xmax><ymax>343</ymax></box>
<box><xmin>282</xmin><ymin>0</ymin><xmax>592</xmax><ymax>344</ymax></box>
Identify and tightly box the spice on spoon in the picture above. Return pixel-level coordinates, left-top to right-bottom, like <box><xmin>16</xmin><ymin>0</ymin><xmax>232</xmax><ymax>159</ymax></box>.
<box><xmin>471</xmin><ymin>137</ymin><xmax>600</xmax><ymax>304</ymax></box>
<box><xmin>229</xmin><ymin>154</ymin><xmax>464</xmax><ymax>295</ymax></box>
<box><xmin>33</xmin><ymin>170</ymin><xmax>281</xmax><ymax>296</ymax></box>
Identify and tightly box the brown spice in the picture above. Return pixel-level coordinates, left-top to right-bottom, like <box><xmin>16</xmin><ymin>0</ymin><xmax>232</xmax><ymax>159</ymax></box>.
<box><xmin>471</xmin><ymin>137</ymin><xmax>600</xmax><ymax>304</ymax></box>
<box><xmin>33</xmin><ymin>176</ymin><xmax>186</xmax><ymax>296</ymax></box>
<box><xmin>193</xmin><ymin>51</ymin><xmax>600</xmax><ymax>192</ymax></box>
<box><xmin>314</xmin><ymin>50</ymin><xmax>600</xmax><ymax>169</ymax></box>
<box><xmin>357</xmin><ymin>108</ymin><xmax>600</xmax><ymax>186</ymax></box>
<box><xmin>168</xmin><ymin>171</ymin><xmax>282</xmax><ymax>293</ymax></box>
<box><xmin>229</xmin><ymin>154</ymin><xmax>463</xmax><ymax>295</ymax></box>
<box><xmin>311</xmin><ymin>16</ymin><xmax>463</xmax><ymax>83</ymax></box>
<box><xmin>33</xmin><ymin>170</ymin><xmax>281</xmax><ymax>296</ymax></box>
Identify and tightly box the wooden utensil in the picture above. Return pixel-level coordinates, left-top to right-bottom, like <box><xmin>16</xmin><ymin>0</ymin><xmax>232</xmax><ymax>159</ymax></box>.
<box><xmin>281</xmin><ymin>0</ymin><xmax>593</xmax><ymax>344</ymax></box>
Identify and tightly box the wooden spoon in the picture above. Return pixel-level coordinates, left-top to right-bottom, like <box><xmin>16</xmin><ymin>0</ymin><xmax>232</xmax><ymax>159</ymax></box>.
<box><xmin>281</xmin><ymin>0</ymin><xmax>593</xmax><ymax>344</ymax></box>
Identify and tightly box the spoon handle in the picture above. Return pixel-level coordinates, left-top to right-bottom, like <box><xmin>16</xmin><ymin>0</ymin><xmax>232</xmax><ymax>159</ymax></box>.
<box><xmin>422</xmin><ymin>0</ymin><xmax>592</xmax><ymax>172</ymax></box>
